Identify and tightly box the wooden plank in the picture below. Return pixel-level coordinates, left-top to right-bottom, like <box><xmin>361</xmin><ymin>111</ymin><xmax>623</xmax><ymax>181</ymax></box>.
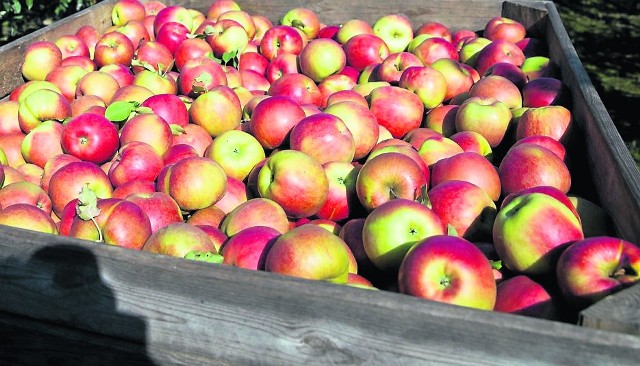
<box><xmin>1</xmin><ymin>224</ymin><xmax>640</xmax><ymax>365</ymax></box>
<box><xmin>0</xmin><ymin>0</ymin><xmax>118</xmax><ymax>99</ymax></box>
<box><xmin>541</xmin><ymin>2</ymin><xmax>640</xmax><ymax>245</ymax></box>
<box><xmin>579</xmin><ymin>285</ymin><xmax>640</xmax><ymax>336</ymax></box>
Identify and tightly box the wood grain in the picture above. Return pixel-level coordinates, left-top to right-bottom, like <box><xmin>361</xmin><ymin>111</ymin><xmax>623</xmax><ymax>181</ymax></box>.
<box><xmin>1</xmin><ymin>225</ymin><xmax>640</xmax><ymax>365</ymax></box>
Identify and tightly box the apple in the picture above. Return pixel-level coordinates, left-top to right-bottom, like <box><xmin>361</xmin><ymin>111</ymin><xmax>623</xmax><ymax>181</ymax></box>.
<box><xmin>259</xmin><ymin>25</ymin><xmax>304</xmax><ymax>61</ymax></box>
<box><xmin>265</xmin><ymin>224</ymin><xmax>351</xmax><ymax>283</ymax></box>
<box><xmin>494</xmin><ymin>275</ymin><xmax>558</xmax><ymax>319</ymax></box>
<box><xmin>483</xmin><ymin>16</ymin><xmax>526</xmax><ymax>43</ymax></box>
<box><xmin>257</xmin><ymin>149</ymin><xmax>328</xmax><ymax>218</ymax></box>
<box><xmin>116</xmin><ymin>19</ymin><xmax>151</xmax><ymax>50</ymax></box>
<box><xmin>141</xmin><ymin>93</ymin><xmax>190</xmax><ymax>127</ymax></box>
<box><xmin>368</xmin><ymin>85</ymin><xmax>424</xmax><ymax>139</ymax></box>
<box><xmin>455</xmin><ymin>96</ymin><xmax>512</xmax><ymax>148</ymax></box>
<box><xmin>99</xmin><ymin>63</ymin><xmax>134</xmax><ymax>88</ymax></box>
<box><xmin>516</xmin><ymin>105</ymin><xmax>573</xmax><ymax>144</ymax></box>
<box><xmin>142</xmin><ymin>222</ymin><xmax>219</xmax><ymax>260</ymax></box>
<box><xmin>280</xmin><ymin>7</ymin><xmax>320</xmax><ymax>40</ymax></box>
<box><xmin>484</xmin><ymin>62</ymin><xmax>527</xmax><ymax>89</ymax></box>
<box><xmin>189</xmin><ymin>86</ymin><xmax>242</xmax><ymax>137</ymax></box>
<box><xmin>204</xmin><ymin>129</ymin><xmax>265</xmax><ymax>182</ymax></box>
<box><xmin>416</xmin><ymin>21</ymin><xmax>452</xmax><ymax>41</ymax></box>
<box><xmin>315</xmin><ymin>161</ymin><xmax>363</xmax><ymax>222</ymax></box>
<box><xmin>20</xmin><ymin>120</ymin><xmax>64</xmax><ymax>168</ymax></box>
<box><xmin>213</xmin><ymin>175</ymin><xmax>249</xmax><ymax>214</ymax></box>
<box><xmin>457</xmin><ymin>36</ymin><xmax>491</xmax><ymax>67</ymax></box>
<box><xmin>239</xmin><ymin>51</ymin><xmax>270</xmax><ymax>75</ymax></box>
<box><xmin>367</xmin><ymin>143</ymin><xmax>430</xmax><ymax>181</ymax></box>
<box><xmin>521</xmin><ymin>56</ymin><xmax>559</xmax><ymax>81</ymax></box>
<box><xmin>125</xmin><ymin>191</ymin><xmax>183</xmax><ymax>233</ymax></box>
<box><xmin>298</xmin><ymin>38</ymin><xmax>346</xmax><ymax>83</ymax></box>
<box><xmin>75</xmin><ymin>25</ymin><xmax>101</xmax><ymax>59</ymax></box>
<box><xmin>109</xmin><ymin>84</ymin><xmax>154</xmax><ymax>105</ymax></box>
<box><xmin>317</xmin><ymin>74</ymin><xmax>356</xmax><ymax>108</ymax></box>
<box><xmin>0</xmin><ymin>180</ymin><xmax>52</xmax><ymax>214</ymax></box>
<box><xmin>412</xmin><ymin>36</ymin><xmax>458</xmax><ymax>66</ymax></box>
<box><xmin>0</xmin><ymin>132</ymin><xmax>27</xmax><ymax>168</ymax></box>
<box><xmin>429</xmin><ymin>180</ymin><xmax>497</xmax><ymax>241</ymax></box>
<box><xmin>170</xmin><ymin>123</ymin><xmax>213</xmax><ymax>156</ymax></box>
<box><xmin>556</xmin><ymin>236</ymin><xmax>640</xmax><ymax>309</ymax></box>
<box><xmin>203</xmin><ymin>18</ymin><xmax>249</xmax><ymax>59</ymax></box>
<box><xmin>155</xmin><ymin>21</ymin><xmax>190</xmax><ymax>55</ymax></box>
<box><xmin>249</xmin><ymin>95</ymin><xmax>306</xmax><ymax>150</ymax></box>
<box><xmin>132</xmin><ymin>68</ymin><xmax>178</xmax><ymax>95</ymax></box>
<box><xmin>17</xmin><ymin>88</ymin><xmax>71</xmax><ymax>134</ymax></box>
<box><xmin>54</xmin><ymin>34</ymin><xmax>90</xmax><ymax>60</ymax></box>
<box><xmin>220</xmin><ymin>197</ymin><xmax>290</xmax><ymax>236</ymax></box>
<box><xmin>325</xmin><ymin>90</ymin><xmax>368</xmax><ymax>108</ymax></box>
<box><xmin>0</xmin><ymin>203</ymin><xmax>59</xmax><ymax>234</ymax></box>
<box><xmin>398</xmin><ymin>235</ymin><xmax>496</xmax><ymax>310</ymax></box>
<box><xmin>160</xmin><ymin>156</ymin><xmax>227</xmax><ymax>212</ymax></box>
<box><xmin>568</xmin><ymin>195</ymin><xmax>612</xmax><ymax>238</ymax></box>
<box><xmin>0</xmin><ymin>101</ymin><xmax>21</xmax><ymax>135</ymax></box>
<box><xmin>493</xmin><ymin>192</ymin><xmax>584</xmax><ymax>274</ymax></box>
<box><xmin>61</xmin><ymin>113</ymin><xmax>119</xmax><ymax>164</ymax></box>
<box><xmin>356</xmin><ymin>152</ymin><xmax>427</xmax><ymax>212</ymax></box>
<box><xmin>93</xmin><ymin>31</ymin><xmax>135</xmax><ymax>68</ymax></box>
<box><xmin>45</xmin><ymin>65</ymin><xmax>89</xmax><ymax>102</ymax></box>
<box><xmin>111</xmin><ymin>0</ymin><xmax>146</xmax><ymax>26</ymax></box>
<box><xmin>342</xmin><ymin>33</ymin><xmax>390</xmax><ymax>72</ymax></box>
<box><xmin>47</xmin><ymin>160</ymin><xmax>113</xmax><ymax>218</ymax></box>
<box><xmin>173</xmin><ymin>37</ymin><xmax>213</xmax><ymax>72</ymax></box>
<box><xmin>468</xmin><ymin>75</ymin><xmax>523</xmax><ymax>109</ymax></box>
<box><xmin>372</xmin><ymin>14</ymin><xmax>413</xmax><ymax>53</ymax></box>
<box><xmin>75</xmin><ymin>71</ymin><xmax>121</xmax><ymax>104</ymax></box>
<box><xmin>217</xmin><ymin>10</ymin><xmax>256</xmax><ymax>39</ymax></box>
<box><xmin>267</xmin><ymin>72</ymin><xmax>322</xmax><ymax>107</ymax></box>
<box><xmin>323</xmin><ymin>101</ymin><xmax>379</xmax><ymax>160</ymax></box>
<box><xmin>21</xmin><ymin>41</ymin><xmax>63</xmax><ymax>81</ymax></box>
<box><xmin>498</xmin><ymin>142</ymin><xmax>572</xmax><ymax>196</ymax></box>
<box><xmin>376</xmin><ymin>52</ymin><xmax>423</xmax><ymax>85</ymax></box>
<box><xmin>289</xmin><ymin>113</ymin><xmax>355</xmax><ymax>164</ymax></box>
<box><xmin>119</xmin><ymin>112</ymin><xmax>173</xmax><ymax>156</ymax></box>
<box><xmin>335</xmin><ymin>19</ymin><xmax>373</xmax><ymax>44</ymax></box>
<box><xmin>422</xmin><ymin>104</ymin><xmax>457</xmax><ymax>136</ymax></box>
<box><xmin>522</xmin><ymin>76</ymin><xmax>571</xmax><ymax>108</ymax></box>
<box><xmin>154</xmin><ymin>5</ymin><xmax>194</xmax><ymax>36</ymax></box>
<box><xmin>108</xmin><ymin>141</ymin><xmax>164</xmax><ymax>187</ymax></box>
<box><xmin>131</xmin><ymin>40</ymin><xmax>173</xmax><ymax>75</ymax></box>
<box><xmin>112</xmin><ymin>179</ymin><xmax>155</xmax><ymax>199</ymax></box>
<box><xmin>362</xmin><ymin>198</ymin><xmax>444</xmax><ymax>272</ymax></box>
<box><xmin>430</xmin><ymin>58</ymin><xmax>474</xmax><ymax>102</ymax></box>
<box><xmin>251</xmin><ymin>15</ymin><xmax>273</xmax><ymax>42</ymax></box>
<box><xmin>398</xmin><ymin>66</ymin><xmax>447</xmax><ymax>109</ymax></box>
<box><xmin>474</xmin><ymin>39</ymin><xmax>526</xmax><ymax>75</ymax></box>
<box><xmin>16</xmin><ymin>163</ymin><xmax>42</xmax><ymax>186</ymax></box>
<box><xmin>206</xmin><ymin>0</ymin><xmax>240</xmax><ymax>20</ymax></box>
<box><xmin>221</xmin><ymin>225</ymin><xmax>280</xmax><ymax>270</ymax></box>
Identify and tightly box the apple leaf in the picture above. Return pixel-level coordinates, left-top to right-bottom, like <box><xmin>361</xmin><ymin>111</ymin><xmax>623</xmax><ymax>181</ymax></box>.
<box><xmin>290</xmin><ymin>19</ymin><xmax>305</xmax><ymax>30</ymax></box>
<box><xmin>105</xmin><ymin>101</ymin><xmax>140</xmax><ymax>123</ymax></box>
<box><xmin>489</xmin><ymin>259</ymin><xmax>503</xmax><ymax>270</ymax></box>
<box><xmin>222</xmin><ymin>49</ymin><xmax>239</xmax><ymax>68</ymax></box>
<box><xmin>184</xmin><ymin>251</ymin><xmax>224</xmax><ymax>264</ymax></box>
<box><xmin>446</xmin><ymin>224</ymin><xmax>458</xmax><ymax>236</ymax></box>
<box><xmin>76</xmin><ymin>184</ymin><xmax>103</xmax><ymax>242</ymax></box>
<box><xmin>170</xmin><ymin>124</ymin><xmax>186</xmax><ymax>135</ymax></box>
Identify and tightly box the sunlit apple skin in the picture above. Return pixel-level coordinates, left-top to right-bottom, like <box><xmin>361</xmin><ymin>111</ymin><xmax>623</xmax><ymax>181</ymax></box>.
<box><xmin>142</xmin><ymin>222</ymin><xmax>218</xmax><ymax>259</ymax></box>
<box><xmin>0</xmin><ymin>203</ymin><xmax>59</xmax><ymax>234</ymax></box>
<box><xmin>516</xmin><ymin>105</ymin><xmax>573</xmax><ymax>145</ymax></box>
<box><xmin>17</xmin><ymin>89</ymin><xmax>71</xmax><ymax>134</ymax></box>
<box><xmin>119</xmin><ymin>112</ymin><xmax>173</xmax><ymax>157</ymax></box>
<box><xmin>455</xmin><ymin>96</ymin><xmax>512</xmax><ymax>148</ymax></box>
<box><xmin>484</xmin><ymin>62</ymin><xmax>527</xmax><ymax>90</ymax></box>
<box><xmin>399</xmin><ymin>235</ymin><xmax>497</xmax><ymax>310</ymax></box>
<box><xmin>367</xmin><ymin>143</ymin><xmax>429</xmax><ymax>182</ymax></box>
<box><xmin>108</xmin><ymin>141</ymin><xmax>164</xmax><ymax>188</ymax></box>
<box><xmin>0</xmin><ymin>181</ymin><xmax>52</xmax><ymax>214</ymax></box>
<box><xmin>398</xmin><ymin>66</ymin><xmax>447</xmax><ymax>110</ymax></box>
<box><xmin>369</xmin><ymin>86</ymin><xmax>424</xmax><ymax>139</ymax></box>
<box><xmin>45</xmin><ymin>65</ymin><xmax>89</xmax><ymax>103</ymax></box>
<box><xmin>298</xmin><ymin>38</ymin><xmax>346</xmax><ymax>83</ymax></box>
<box><xmin>221</xmin><ymin>226</ymin><xmax>281</xmax><ymax>270</ymax></box>
<box><xmin>372</xmin><ymin>14</ymin><xmax>414</xmax><ymax>54</ymax></box>
<box><xmin>155</xmin><ymin>21</ymin><xmax>190</xmax><ymax>55</ymax></box>
<box><xmin>75</xmin><ymin>71</ymin><xmax>121</xmax><ymax>104</ymax></box>
<box><xmin>160</xmin><ymin>156</ymin><xmax>227</xmax><ymax>212</ymax></box>
<box><xmin>412</xmin><ymin>36</ymin><xmax>458</xmax><ymax>66</ymax></box>
<box><xmin>289</xmin><ymin>113</ymin><xmax>355</xmax><ymax>164</ymax></box>
<box><xmin>61</xmin><ymin>113</ymin><xmax>119</xmax><ymax>165</ymax></box>
<box><xmin>249</xmin><ymin>95</ymin><xmax>306</xmax><ymax>150</ymax></box>
<box><xmin>323</xmin><ymin>101</ymin><xmax>379</xmax><ymax>160</ymax></box>
<box><xmin>112</xmin><ymin>179</ymin><xmax>155</xmax><ymax>199</ymax></box>
<box><xmin>474</xmin><ymin>39</ymin><xmax>525</xmax><ymax>75</ymax></box>
<box><xmin>557</xmin><ymin>236</ymin><xmax>640</xmax><ymax>309</ymax></box>
<box><xmin>377</xmin><ymin>52</ymin><xmax>423</xmax><ymax>84</ymax></box>
<box><xmin>342</xmin><ymin>33</ymin><xmax>390</xmax><ymax>72</ymax></box>
<box><xmin>498</xmin><ymin>142</ymin><xmax>571</xmax><ymax>196</ymax></box>
<box><xmin>316</xmin><ymin>161</ymin><xmax>363</xmax><ymax>223</ymax></box>
<box><xmin>111</xmin><ymin>0</ymin><xmax>146</xmax><ymax>26</ymax></box>
<box><xmin>125</xmin><ymin>191</ymin><xmax>183</xmax><ymax>233</ymax></box>
<box><xmin>484</xmin><ymin>16</ymin><xmax>527</xmax><ymax>43</ymax></box>
<box><xmin>220</xmin><ymin>197</ymin><xmax>290</xmax><ymax>236</ymax></box>
<box><xmin>93</xmin><ymin>31</ymin><xmax>135</xmax><ymax>68</ymax></box>
<box><xmin>257</xmin><ymin>149</ymin><xmax>328</xmax><ymax>219</ymax></box>
<box><xmin>204</xmin><ymin>129</ymin><xmax>265</xmax><ymax>182</ymax></box>
<box><xmin>494</xmin><ymin>275</ymin><xmax>558</xmax><ymax>319</ymax></box>
<box><xmin>20</xmin><ymin>120</ymin><xmax>64</xmax><ymax>169</ymax></box>
<box><xmin>21</xmin><ymin>41</ymin><xmax>63</xmax><ymax>81</ymax></box>
<box><xmin>457</xmin><ymin>36</ymin><xmax>491</xmax><ymax>67</ymax></box>
<box><xmin>47</xmin><ymin>161</ymin><xmax>113</xmax><ymax>218</ymax></box>
<box><xmin>431</xmin><ymin>152</ymin><xmax>501</xmax><ymax>202</ymax></box>
<box><xmin>259</xmin><ymin>25</ymin><xmax>304</xmax><ymax>61</ymax></box>
<box><xmin>170</xmin><ymin>123</ymin><xmax>213</xmax><ymax>156</ymax></box>
<box><xmin>356</xmin><ymin>152</ymin><xmax>427</xmax><ymax>212</ymax></box>
<box><xmin>493</xmin><ymin>192</ymin><xmax>584</xmax><ymax>275</ymax></box>
<box><xmin>141</xmin><ymin>93</ymin><xmax>190</xmax><ymax>127</ymax></box>
<box><xmin>264</xmin><ymin>224</ymin><xmax>351</xmax><ymax>284</ymax></box>
<box><xmin>430</xmin><ymin>58</ymin><xmax>474</xmax><ymax>102</ymax></box>
<box><xmin>99</xmin><ymin>63</ymin><xmax>134</xmax><ymax>88</ymax></box>
<box><xmin>428</xmin><ymin>180</ymin><xmax>497</xmax><ymax>241</ymax></box>
<box><xmin>469</xmin><ymin>75</ymin><xmax>522</xmax><ymax>109</ymax></box>
<box><xmin>522</xmin><ymin>77</ymin><xmax>571</xmax><ymax>108</ymax></box>
<box><xmin>416</xmin><ymin>134</ymin><xmax>464</xmax><ymax>168</ymax></box>
<box><xmin>189</xmin><ymin>86</ymin><xmax>242</xmax><ymax>137</ymax></box>
<box><xmin>280</xmin><ymin>7</ymin><xmax>320</xmax><ymax>40</ymax></box>
<box><xmin>267</xmin><ymin>73</ymin><xmax>322</xmax><ymax>107</ymax></box>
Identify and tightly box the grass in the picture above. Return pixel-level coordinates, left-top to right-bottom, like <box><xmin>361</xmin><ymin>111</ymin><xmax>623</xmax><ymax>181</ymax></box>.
<box><xmin>553</xmin><ymin>0</ymin><xmax>640</xmax><ymax>169</ymax></box>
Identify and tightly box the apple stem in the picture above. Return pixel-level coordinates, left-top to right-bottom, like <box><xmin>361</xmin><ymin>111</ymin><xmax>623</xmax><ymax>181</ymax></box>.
<box><xmin>91</xmin><ymin>217</ymin><xmax>103</xmax><ymax>243</ymax></box>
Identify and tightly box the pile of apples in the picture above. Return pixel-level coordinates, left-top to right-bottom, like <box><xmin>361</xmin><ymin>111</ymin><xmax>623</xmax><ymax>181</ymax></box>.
<box><xmin>0</xmin><ymin>0</ymin><xmax>638</xmax><ymax>322</ymax></box>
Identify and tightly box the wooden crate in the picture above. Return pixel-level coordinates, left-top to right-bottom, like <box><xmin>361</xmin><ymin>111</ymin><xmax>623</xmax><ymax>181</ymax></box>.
<box><xmin>1</xmin><ymin>1</ymin><xmax>640</xmax><ymax>364</ymax></box>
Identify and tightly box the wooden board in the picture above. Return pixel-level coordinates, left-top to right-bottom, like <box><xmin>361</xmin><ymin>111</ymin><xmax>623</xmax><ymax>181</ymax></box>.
<box><xmin>1</xmin><ymin>225</ymin><xmax>640</xmax><ymax>365</ymax></box>
<box><xmin>0</xmin><ymin>0</ymin><xmax>640</xmax><ymax>363</ymax></box>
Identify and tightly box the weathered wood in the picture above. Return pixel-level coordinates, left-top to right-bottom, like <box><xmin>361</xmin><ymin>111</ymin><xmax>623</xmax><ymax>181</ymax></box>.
<box><xmin>1</xmin><ymin>225</ymin><xmax>640</xmax><ymax>365</ymax></box>
<box><xmin>0</xmin><ymin>0</ymin><xmax>118</xmax><ymax>98</ymax></box>
<box><xmin>0</xmin><ymin>0</ymin><xmax>639</xmax><ymax>362</ymax></box>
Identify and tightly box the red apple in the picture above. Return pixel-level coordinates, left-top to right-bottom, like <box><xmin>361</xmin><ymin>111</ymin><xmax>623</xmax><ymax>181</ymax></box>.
<box><xmin>61</xmin><ymin>113</ymin><xmax>119</xmax><ymax>164</ymax></box>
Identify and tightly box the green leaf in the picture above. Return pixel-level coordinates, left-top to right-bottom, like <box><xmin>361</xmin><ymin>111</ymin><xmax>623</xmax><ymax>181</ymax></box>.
<box><xmin>489</xmin><ymin>260</ymin><xmax>503</xmax><ymax>271</ymax></box>
<box><xmin>76</xmin><ymin>184</ymin><xmax>100</xmax><ymax>221</ymax></box>
<box><xmin>184</xmin><ymin>251</ymin><xmax>224</xmax><ymax>264</ymax></box>
<box><xmin>105</xmin><ymin>101</ymin><xmax>140</xmax><ymax>123</ymax></box>
<box><xmin>291</xmin><ymin>19</ymin><xmax>305</xmax><ymax>29</ymax></box>
<box><xmin>11</xmin><ymin>0</ymin><xmax>21</xmax><ymax>13</ymax></box>
<box><xmin>446</xmin><ymin>224</ymin><xmax>458</xmax><ymax>236</ymax></box>
<box><xmin>170</xmin><ymin>124</ymin><xmax>186</xmax><ymax>135</ymax></box>
<box><xmin>222</xmin><ymin>49</ymin><xmax>239</xmax><ymax>68</ymax></box>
